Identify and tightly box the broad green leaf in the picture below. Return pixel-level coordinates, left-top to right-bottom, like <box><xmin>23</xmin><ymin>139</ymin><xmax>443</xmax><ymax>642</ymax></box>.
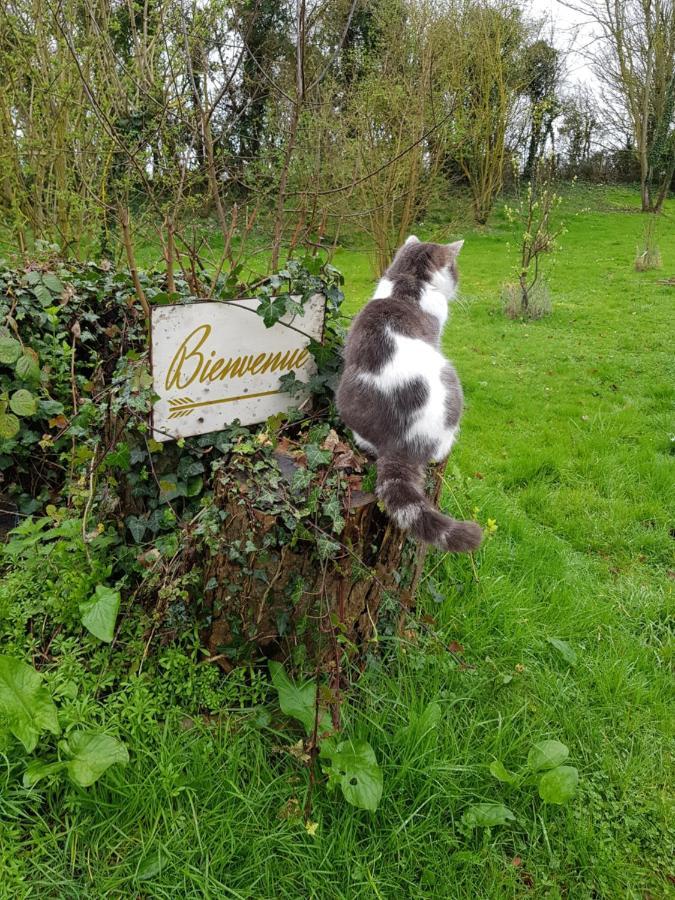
<box><xmin>528</xmin><ymin>740</ymin><xmax>569</xmax><ymax>772</ymax></box>
<box><xmin>23</xmin><ymin>759</ymin><xmax>66</xmax><ymax>787</ymax></box>
<box><xmin>15</xmin><ymin>354</ymin><xmax>41</xmax><ymax>383</ymax></box>
<box><xmin>79</xmin><ymin>584</ymin><xmax>121</xmax><ymax>643</ymax></box>
<box><xmin>417</xmin><ymin>700</ymin><xmax>442</xmax><ymax>733</ymax></box>
<box><xmin>186</xmin><ymin>475</ymin><xmax>203</xmax><ymax>497</ymax></box>
<box><xmin>547</xmin><ymin>637</ymin><xmax>577</xmax><ymax>666</ymax></box>
<box><xmin>489</xmin><ymin>759</ymin><xmax>519</xmax><ymax>784</ymax></box>
<box><xmin>33</xmin><ymin>284</ymin><xmax>53</xmax><ymax>306</ymax></box>
<box><xmin>0</xmin><ymin>336</ymin><xmax>21</xmax><ymax>365</ymax></box>
<box><xmin>0</xmin><ymin>412</ymin><xmax>20</xmax><ymax>439</ymax></box>
<box><xmin>42</xmin><ymin>273</ymin><xmax>64</xmax><ymax>294</ymax></box>
<box><xmin>323</xmin><ymin>739</ymin><xmax>383</xmax><ymax>811</ymax></box>
<box><xmin>269</xmin><ymin>661</ymin><xmax>331</xmax><ymax>736</ymax></box>
<box><xmin>137</xmin><ymin>850</ymin><xmax>164</xmax><ymax>880</ymax></box>
<box><xmin>62</xmin><ymin>731</ymin><xmax>129</xmax><ymax>786</ymax></box>
<box><xmin>0</xmin><ymin>655</ymin><xmax>60</xmax><ymax>752</ymax></box>
<box><xmin>538</xmin><ymin>765</ymin><xmax>579</xmax><ymax>804</ymax></box>
<box><xmin>462</xmin><ymin>802</ymin><xmax>516</xmax><ymax>828</ymax></box>
<box><xmin>9</xmin><ymin>389</ymin><xmax>37</xmax><ymax>417</ymax></box>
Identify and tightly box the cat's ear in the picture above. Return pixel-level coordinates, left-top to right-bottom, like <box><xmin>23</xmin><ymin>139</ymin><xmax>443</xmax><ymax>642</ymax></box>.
<box><xmin>405</xmin><ymin>235</ymin><xmax>420</xmax><ymax>245</ymax></box>
<box><xmin>447</xmin><ymin>239</ymin><xmax>464</xmax><ymax>257</ymax></box>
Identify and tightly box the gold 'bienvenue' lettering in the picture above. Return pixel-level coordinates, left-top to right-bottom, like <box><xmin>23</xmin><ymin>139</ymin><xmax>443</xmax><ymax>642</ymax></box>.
<box><xmin>163</xmin><ymin>323</ymin><xmax>311</xmax><ymax>391</ymax></box>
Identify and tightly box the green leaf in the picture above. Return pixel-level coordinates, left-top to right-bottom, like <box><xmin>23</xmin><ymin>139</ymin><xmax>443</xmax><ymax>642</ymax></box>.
<box><xmin>462</xmin><ymin>802</ymin><xmax>516</xmax><ymax>828</ymax></box>
<box><xmin>137</xmin><ymin>850</ymin><xmax>164</xmax><ymax>880</ymax></box>
<box><xmin>489</xmin><ymin>759</ymin><xmax>519</xmax><ymax>784</ymax></box>
<box><xmin>416</xmin><ymin>700</ymin><xmax>442</xmax><ymax>733</ymax></box>
<box><xmin>269</xmin><ymin>661</ymin><xmax>330</xmax><ymax>736</ymax></box>
<box><xmin>0</xmin><ymin>655</ymin><xmax>60</xmax><ymax>752</ymax></box>
<box><xmin>126</xmin><ymin>515</ymin><xmax>147</xmax><ymax>543</ymax></box>
<box><xmin>15</xmin><ymin>354</ymin><xmax>41</xmax><ymax>383</ymax></box>
<box><xmin>528</xmin><ymin>740</ymin><xmax>570</xmax><ymax>772</ymax></box>
<box><xmin>62</xmin><ymin>731</ymin><xmax>129</xmax><ymax>786</ymax></box>
<box><xmin>547</xmin><ymin>637</ymin><xmax>577</xmax><ymax>666</ymax></box>
<box><xmin>305</xmin><ymin>444</ymin><xmax>332</xmax><ymax>469</ymax></box>
<box><xmin>316</xmin><ymin>535</ymin><xmax>340</xmax><ymax>559</ymax></box>
<box><xmin>186</xmin><ymin>475</ymin><xmax>203</xmax><ymax>497</ymax></box>
<box><xmin>0</xmin><ymin>336</ymin><xmax>21</xmax><ymax>365</ymax></box>
<box><xmin>322</xmin><ymin>739</ymin><xmax>383</xmax><ymax>811</ymax></box>
<box><xmin>0</xmin><ymin>412</ymin><xmax>20</xmax><ymax>439</ymax></box>
<box><xmin>322</xmin><ymin>495</ymin><xmax>345</xmax><ymax>533</ymax></box>
<box><xmin>33</xmin><ymin>284</ymin><xmax>53</xmax><ymax>306</ymax></box>
<box><xmin>538</xmin><ymin>765</ymin><xmax>579</xmax><ymax>804</ymax></box>
<box><xmin>42</xmin><ymin>273</ymin><xmax>64</xmax><ymax>295</ymax></box>
<box><xmin>9</xmin><ymin>389</ymin><xmax>37</xmax><ymax>417</ymax></box>
<box><xmin>79</xmin><ymin>584</ymin><xmax>121</xmax><ymax>643</ymax></box>
<box><xmin>23</xmin><ymin>759</ymin><xmax>66</xmax><ymax>787</ymax></box>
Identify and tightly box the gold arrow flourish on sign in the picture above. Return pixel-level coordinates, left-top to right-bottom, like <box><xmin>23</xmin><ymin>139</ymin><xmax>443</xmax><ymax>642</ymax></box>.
<box><xmin>167</xmin><ymin>389</ymin><xmax>283</xmax><ymax>419</ymax></box>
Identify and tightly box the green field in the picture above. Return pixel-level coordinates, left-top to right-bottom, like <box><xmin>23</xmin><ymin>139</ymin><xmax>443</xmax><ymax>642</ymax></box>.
<box><xmin>2</xmin><ymin>185</ymin><xmax>673</xmax><ymax>898</ymax></box>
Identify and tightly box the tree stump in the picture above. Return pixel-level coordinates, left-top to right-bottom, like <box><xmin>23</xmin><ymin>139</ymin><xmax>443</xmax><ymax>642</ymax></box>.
<box><xmin>202</xmin><ymin>443</ymin><xmax>444</xmax><ymax>671</ymax></box>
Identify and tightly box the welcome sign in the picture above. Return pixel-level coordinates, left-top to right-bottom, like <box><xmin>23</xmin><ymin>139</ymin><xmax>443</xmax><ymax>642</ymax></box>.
<box><xmin>151</xmin><ymin>295</ymin><xmax>325</xmax><ymax>442</ymax></box>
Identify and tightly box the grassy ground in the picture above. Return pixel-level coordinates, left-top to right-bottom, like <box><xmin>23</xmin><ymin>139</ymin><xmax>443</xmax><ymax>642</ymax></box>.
<box><xmin>1</xmin><ymin>185</ymin><xmax>673</xmax><ymax>898</ymax></box>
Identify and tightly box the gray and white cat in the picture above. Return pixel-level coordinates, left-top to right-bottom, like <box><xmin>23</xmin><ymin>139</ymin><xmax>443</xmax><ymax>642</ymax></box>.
<box><xmin>336</xmin><ymin>236</ymin><xmax>482</xmax><ymax>552</ymax></box>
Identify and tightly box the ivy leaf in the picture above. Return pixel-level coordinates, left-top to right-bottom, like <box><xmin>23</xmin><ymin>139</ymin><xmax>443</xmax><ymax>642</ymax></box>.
<box><xmin>538</xmin><ymin>765</ymin><xmax>579</xmax><ymax>804</ymax></box>
<box><xmin>186</xmin><ymin>475</ymin><xmax>203</xmax><ymax>497</ymax></box>
<box><xmin>322</xmin><ymin>495</ymin><xmax>345</xmax><ymax>533</ymax></box>
<box><xmin>527</xmin><ymin>740</ymin><xmax>569</xmax><ymax>772</ymax></box>
<box><xmin>126</xmin><ymin>515</ymin><xmax>147</xmax><ymax>543</ymax></box>
<box><xmin>0</xmin><ymin>336</ymin><xmax>21</xmax><ymax>365</ymax></box>
<box><xmin>305</xmin><ymin>444</ymin><xmax>332</xmax><ymax>469</ymax></box>
<box><xmin>15</xmin><ymin>354</ymin><xmax>41</xmax><ymax>383</ymax></box>
<box><xmin>322</xmin><ymin>739</ymin><xmax>383</xmax><ymax>811</ymax></box>
<box><xmin>79</xmin><ymin>584</ymin><xmax>121</xmax><ymax>643</ymax></box>
<box><xmin>546</xmin><ymin>637</ymin><xmax>577</xmax><ymax>666</ymax></box>
<box><xmin>158</xmin><ymin>474</ymin><xmax>184</xmax><ymax>503</ymax></box>
<box><xmin>0</xmin><ymin>412</ymin><xmax>20</xmax><ymax>439</ymax></box>
<box><xmin>269</xmin><ymin>661</ymin><xmax>330</xmax><ymax>736</ymax></box>
<box><xmin>42</xmin><ymin>273</ymin><xmax>64</xmax><ymax>295</ymax></box>
<box><xmin>489</xmin><ymin>759</ymin><xmax>519</xmax><ymax>784</ymax></box>
<box><xmin>9</xmin><ymin>389</ymin><xmax>37</xmax><ymax>417</ymax></box>
<box><xmin>316</xmin><ymin>535</ymin><xmax>340</xmax><ymax>559</ymax></box>
<box><xmin>33</xmin><ymin>284</ymin><xmax>53</xmax><ymax>306</ymax></box>
<box><xmin>462</xmin><ymin>803</ymin><xmax>516</xmax><ymax>828</ymax></box>
<box><xmin>61</xmin><ymin>731</ymin><xmax>129</xmax><ymax>786</ymax></box>
<box><xmin>0</xmin><ymin>655</ymin><xmax>60</xmax><ymax>752</ymax></box>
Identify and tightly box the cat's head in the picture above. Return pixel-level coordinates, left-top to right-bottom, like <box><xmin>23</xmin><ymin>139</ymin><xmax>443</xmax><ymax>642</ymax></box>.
<box><xmin>387</xmin><ymin>236</ymin><xmax>464</xmax><ymax>300</ymax></box>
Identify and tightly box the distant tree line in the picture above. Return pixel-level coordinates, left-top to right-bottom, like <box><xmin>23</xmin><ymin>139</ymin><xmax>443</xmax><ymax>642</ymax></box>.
<box><xmin>0</xmin><ymin>0</ymin><xmax>672</xmax><ymax>270</ymax></box>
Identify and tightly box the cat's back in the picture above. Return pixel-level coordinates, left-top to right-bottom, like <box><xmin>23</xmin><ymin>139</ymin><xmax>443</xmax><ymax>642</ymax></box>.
<box><xmin>343</xmin><ymin>279</ymin><xmax>432</xmax><ymax>371</ymax></box>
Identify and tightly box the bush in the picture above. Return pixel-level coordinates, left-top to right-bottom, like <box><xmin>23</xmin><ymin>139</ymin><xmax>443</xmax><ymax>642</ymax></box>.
<box><xmin>634</xmin><ymin>216</ymin><xmax>662</xmax><ymax>271</ymax></box>
<box><xmin>501</xmin><ymin>279</ymin><xmax>552</xmax><ymax>319</ymax></box>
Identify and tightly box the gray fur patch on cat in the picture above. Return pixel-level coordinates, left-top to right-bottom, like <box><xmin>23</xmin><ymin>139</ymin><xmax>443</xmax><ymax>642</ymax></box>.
<box><xmin>336</xmin><ymin>237</ymin><xmax>482</xmax><ymax>553</ymax></box>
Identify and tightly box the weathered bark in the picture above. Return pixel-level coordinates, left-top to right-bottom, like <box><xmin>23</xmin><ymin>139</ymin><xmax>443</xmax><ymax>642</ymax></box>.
<box><xmin>202</xmin><ymin>452</ymin><xmax>443</xmax><ymax>670</ymax></box>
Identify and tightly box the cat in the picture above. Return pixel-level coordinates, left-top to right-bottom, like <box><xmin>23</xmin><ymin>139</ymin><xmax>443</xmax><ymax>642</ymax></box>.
<box><xmin>335</xmin><ymin>236</ymin><xmax>482</xmax><ymax>553</ymax></box>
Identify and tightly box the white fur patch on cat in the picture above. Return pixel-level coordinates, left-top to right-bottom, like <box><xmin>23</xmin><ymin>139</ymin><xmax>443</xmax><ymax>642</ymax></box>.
<box><xmin>419</xmin><ymin>286</ymin><xmax>449</xmax><ymax>326</ymax></box>
<box><xmin>358</xmin><ymin>329</ymin><xmax>456</xmax><ymax>461</ymax></box>
<box><xmin>352</xmin><ymin>430</ymin><xmax>377</xmax><ymax>455</ymax></box>
<box><xmin>372</xmin><ymin>277</ymin><xmax>394</xmax><ymax>299</ymax></box>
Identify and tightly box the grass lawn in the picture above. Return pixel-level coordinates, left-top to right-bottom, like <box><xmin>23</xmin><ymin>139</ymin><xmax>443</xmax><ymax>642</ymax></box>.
<box><xmin>1</xmin><ymin>185</ymin><xmax>673</xmax><ymax>898</ymax></box>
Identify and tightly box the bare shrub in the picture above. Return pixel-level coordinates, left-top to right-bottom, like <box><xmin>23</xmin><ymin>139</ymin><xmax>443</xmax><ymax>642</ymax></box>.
<box><xmin>634</xmin><ymin>216</ymin><xmax>662</xmax><ymax>271</ymax></box>
<box><xmin>502</xmin><ymin>279</ymin><xmax>552</xmax><ymax>319</ymax></box>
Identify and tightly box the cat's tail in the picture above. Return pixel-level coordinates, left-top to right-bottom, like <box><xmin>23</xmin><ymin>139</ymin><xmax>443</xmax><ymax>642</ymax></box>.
<box><xmin>376</xmin><ymin>454</ymin><xmax>482</xmax><ymax>553</ymax></box>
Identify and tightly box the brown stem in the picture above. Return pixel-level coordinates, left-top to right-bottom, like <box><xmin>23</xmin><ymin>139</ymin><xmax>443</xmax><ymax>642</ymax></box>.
<box><xmin>118</xmin><ymin>204</ymin><xmax>150</xmax><ymax>330</ymax></box>
<box><xmin>164</xmin><ymin>216</ymin><xmax>176</xmax><ymax>293</ymax></box>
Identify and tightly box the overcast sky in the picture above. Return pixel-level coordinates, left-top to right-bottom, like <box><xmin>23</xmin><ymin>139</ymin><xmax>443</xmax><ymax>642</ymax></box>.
<box><xmin>527</xmin><ymin>0</ymin><xmax>600</xmax><ymax>89</ymax></box>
